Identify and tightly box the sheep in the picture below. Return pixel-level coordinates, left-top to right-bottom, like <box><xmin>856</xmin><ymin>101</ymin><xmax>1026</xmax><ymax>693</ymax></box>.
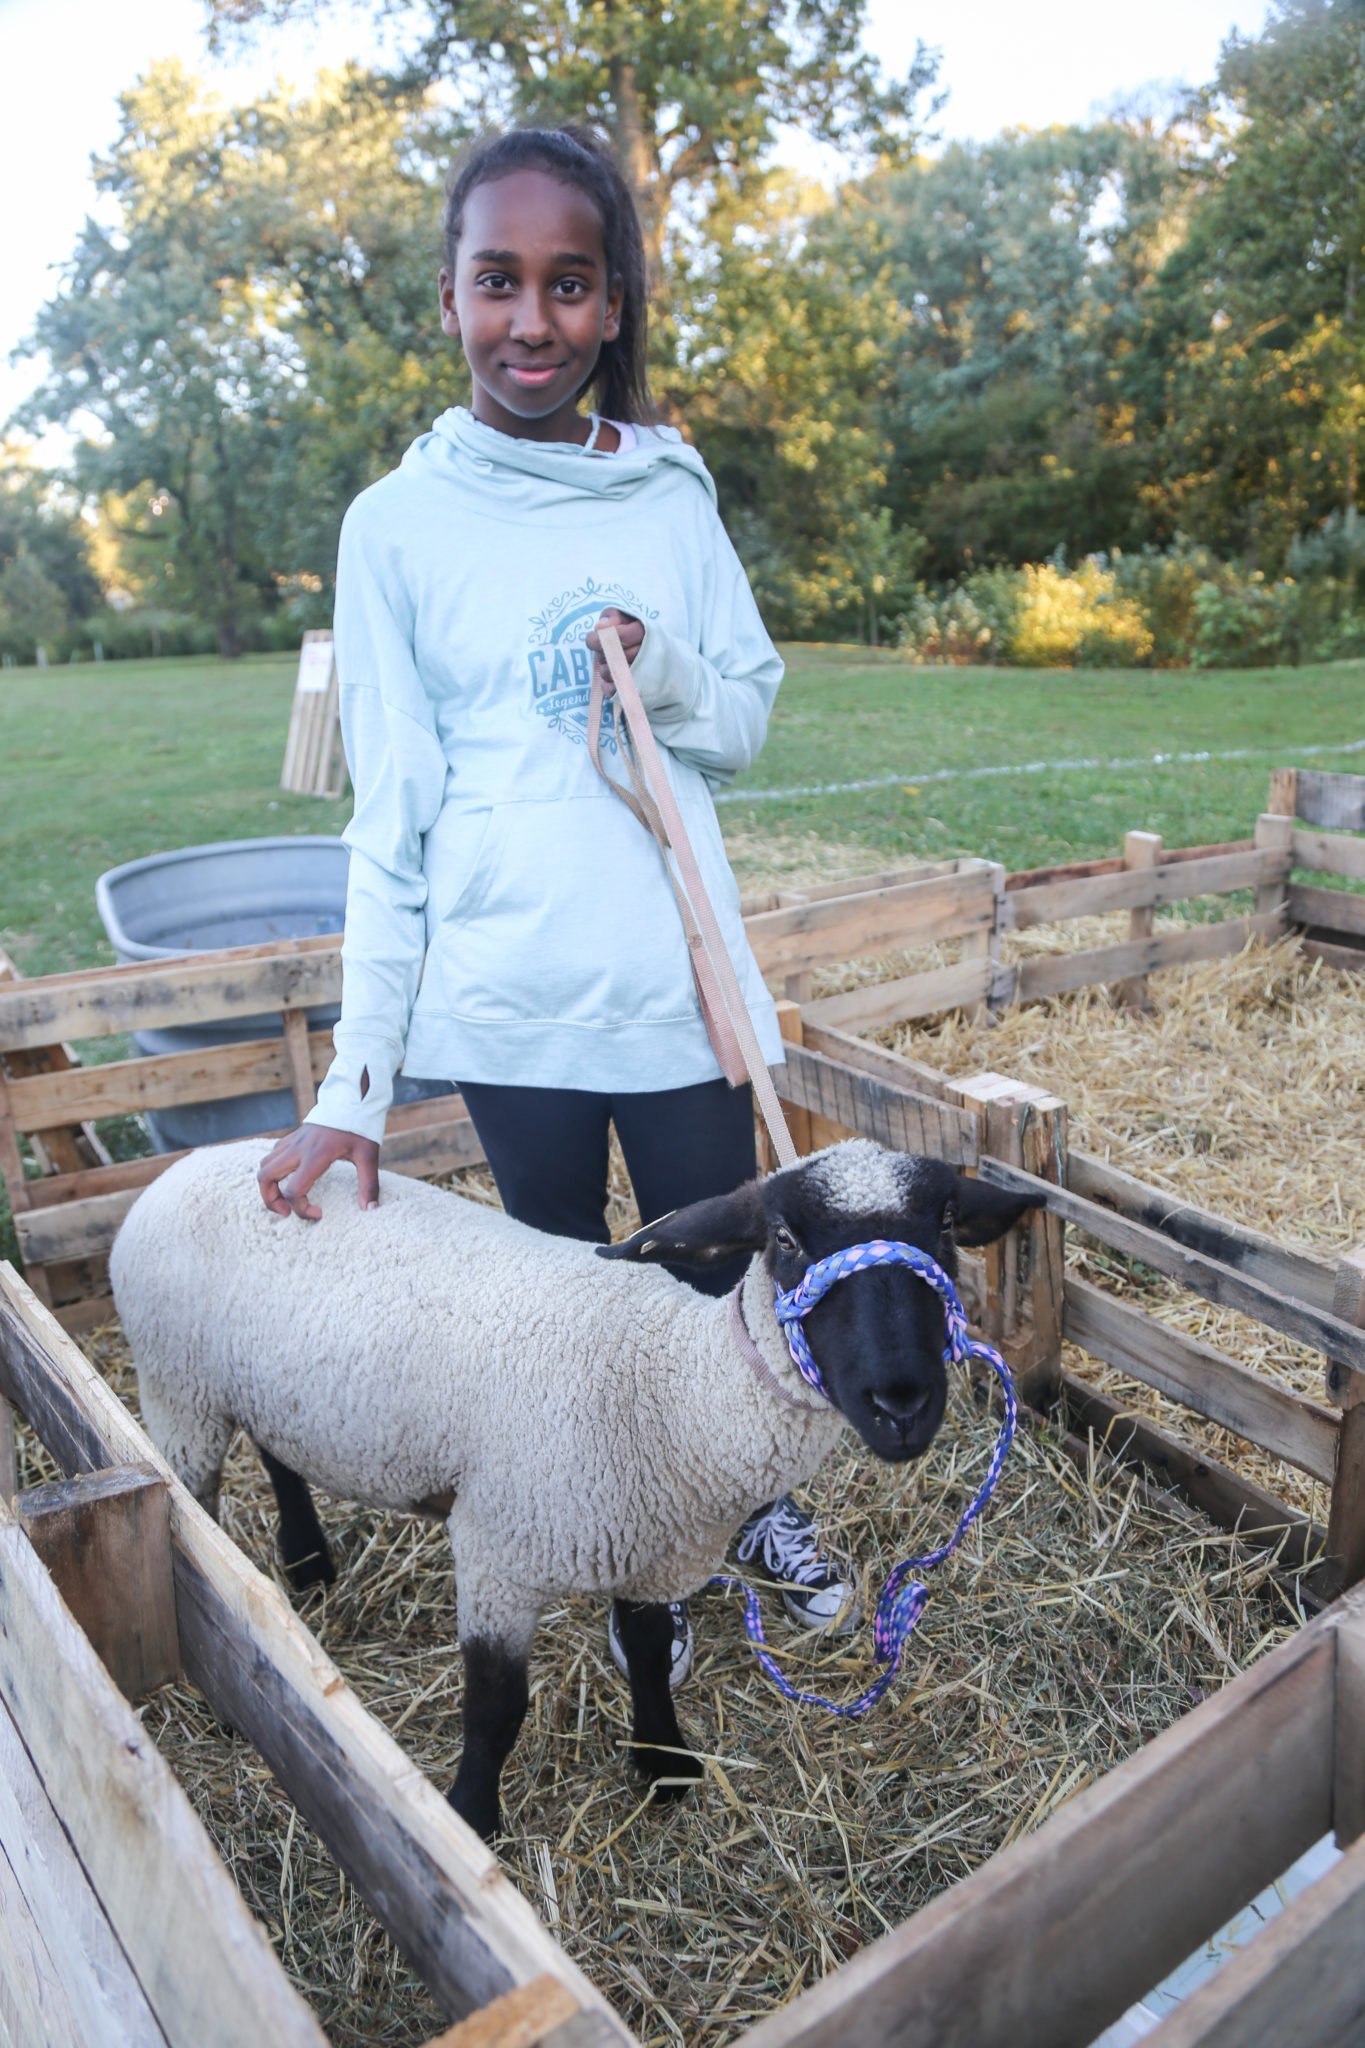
<box><xmin>110</xmin><ymin>1135</ymin><xmax>1034</xmax><ymax>1841</ymax></box>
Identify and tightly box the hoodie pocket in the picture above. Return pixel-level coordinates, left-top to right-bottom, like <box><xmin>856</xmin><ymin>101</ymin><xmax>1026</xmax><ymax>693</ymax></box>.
<box><xmin>427</xmin><ymin>793</ymin><xmax>703</xmax><ymax>1025</ymax></box>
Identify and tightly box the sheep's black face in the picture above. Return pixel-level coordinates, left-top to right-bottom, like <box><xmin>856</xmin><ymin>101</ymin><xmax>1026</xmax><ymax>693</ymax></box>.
<box><xmin>761</xmin><ymin>1149</ymin><xmax>969</xmax><ymax>1462</ymax></box>
<box><xmin>596</xmin><ymin>1138</ymin><xmax>1039</xmax><ymax>1466</ymax></box>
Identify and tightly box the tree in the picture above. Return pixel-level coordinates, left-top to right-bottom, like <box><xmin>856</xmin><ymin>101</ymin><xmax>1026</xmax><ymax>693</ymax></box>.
<box><xmin>208</xmin><ymin>0</ymin><xmax>939</xmax><ymax>277</ymax></box>
<box><xmin>863</xmin><ymin>123</ymin><xmax>1181</xmax><ymax>575</ymax></box>
<box><xmin>1148</xmin><ymin>0</ymin><xmax>1365</xmax><ymax>558</ymax></box>
<box><xmin>17</xmin><ymin>63</ymin><xmax>460</xmax><ymax>650</ymax></box>
<box><xmin>0</xmin><ymin>441</ymin><xmax>100</xmax><ymax>626</ymax></box>
<box><xmin>665</xmin><ymin>175</ymin><xmax>919</xmax><ymax>637</ymax></box>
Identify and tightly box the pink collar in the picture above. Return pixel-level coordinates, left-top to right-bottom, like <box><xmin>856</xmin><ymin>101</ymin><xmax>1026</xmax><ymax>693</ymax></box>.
<box><xmin>729</xmin><ymin>1286</ymin><xmax>830</xmax><ymax>1412</ymax></box>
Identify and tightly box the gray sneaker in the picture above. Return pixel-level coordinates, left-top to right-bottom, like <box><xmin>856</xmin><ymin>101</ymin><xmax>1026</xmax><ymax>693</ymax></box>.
<box><xmin>736</xmin><ymin>1495</ymin><xmax>860</xmax><ymax>1632</ymax></box>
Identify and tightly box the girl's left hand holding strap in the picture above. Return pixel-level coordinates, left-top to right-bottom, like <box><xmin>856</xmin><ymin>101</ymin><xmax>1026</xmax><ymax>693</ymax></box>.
<box><xmin>586</xmin><ymin>607</ymin><xmax>643</xmax><ymax>694</ymax></box>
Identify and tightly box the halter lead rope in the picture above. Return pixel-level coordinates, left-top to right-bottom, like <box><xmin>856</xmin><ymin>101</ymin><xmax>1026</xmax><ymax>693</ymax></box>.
<box><xmin>711</xmin><ymin>1241</ymin><xmax>1016</xmax><ymax>1718</ymax></box>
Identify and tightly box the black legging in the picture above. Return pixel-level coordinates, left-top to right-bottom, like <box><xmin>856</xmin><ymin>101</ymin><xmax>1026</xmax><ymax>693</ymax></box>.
<box><xmin>457</xmin><ymin>1076</ymin><xmax>756</xmax><ymax>1298</ymax></box>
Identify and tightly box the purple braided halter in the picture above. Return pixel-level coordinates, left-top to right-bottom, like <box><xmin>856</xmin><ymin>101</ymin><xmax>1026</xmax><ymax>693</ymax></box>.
<box><xmin>711</xmin><ymin>1241</ymin><xmax>1016</xmax><ymax>1718</ymax></box>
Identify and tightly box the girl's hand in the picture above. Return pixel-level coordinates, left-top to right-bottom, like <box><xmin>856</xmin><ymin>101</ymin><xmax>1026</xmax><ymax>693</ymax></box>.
<box><xmin>586</xmin><ymin>607</ymin><xmax>644</xmax><ymax>696</ymax></box>
<box><xmin>258</xmin><ymin>1124</ymin><xmax>381</xmax><ymax>1221</ymax></box>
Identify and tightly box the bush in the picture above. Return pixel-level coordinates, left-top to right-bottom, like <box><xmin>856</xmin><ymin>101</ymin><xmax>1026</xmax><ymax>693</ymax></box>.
<box><xmin>1011</xmin><ymin>560</ymin><xmax>1153</xmax><ymax>668</ymax></box>
<box><xmin>897</xmin><ymin>567</ymin><xmax>1022</xmax><ymax>664</ymax></box>
<box><xmin>1189</xmin><ymin>574</ymin><xmax>1299</xmax><ymax>668</ymax></box>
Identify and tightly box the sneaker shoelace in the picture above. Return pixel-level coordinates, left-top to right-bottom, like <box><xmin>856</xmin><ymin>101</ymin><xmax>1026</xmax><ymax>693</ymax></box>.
<box><xmin>736</xmin><ymin>1501</ymin><xmax>834</xmax><ymax>1588</ymax></box>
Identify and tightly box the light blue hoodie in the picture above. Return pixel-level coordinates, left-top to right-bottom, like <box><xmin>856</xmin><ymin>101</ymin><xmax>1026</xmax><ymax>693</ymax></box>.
<box><xmin>307</xmin><ymin>406</ymin><xmax>785</xmax><ymax>1146</ymax></box>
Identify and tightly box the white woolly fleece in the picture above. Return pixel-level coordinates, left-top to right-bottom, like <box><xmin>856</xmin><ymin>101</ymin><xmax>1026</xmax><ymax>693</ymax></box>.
<box><xmin>111</xmin><ymin>1142</ymin><xmax>845</xmax><ymax>1653</ymax></box>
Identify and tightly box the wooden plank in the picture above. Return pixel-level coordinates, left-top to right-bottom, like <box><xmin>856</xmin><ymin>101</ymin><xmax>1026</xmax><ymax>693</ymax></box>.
<box><xmin>0</xmin><ymin>1394</ymin><xmax>14</xmax><ymax>1506</ymax></box>
<box><xmin>1268</xmin><ymin>766</ymin><xmax>1300</xmax><ymax>818</ymax></box>
<box><xmin>773</xmin><ymin>1046</ymin><xmax>979</xmax><ymax>1166</ymax></box>
<box><xmin>1005</xmin><ymin>852</ymin><xmax>1126</xmax><ymax>890</ymax></box>
<box><xmin>14</xmin><ymin>1105</ymin><xmax>485</xmax><ymax>1265</ymax></box>
<box><xmin>1293</xmin><ymin>826</ymin><xmax>1365</xmax><ymax>883</ymax></box>
<box><xmin>4</xmin><ymin>1031</ymin><xmax>332</xmax><ymax>1131</ymax></box>
<box><xmin>803</xmin><ymin>957</ymin><xmax>991</xmax><ymax>1032</ymax></box>
<box><xmin>1142</xmin><ymin>1823</ymin><xmax>1365</xmax><ymax>2048</ymax></box>
<box><xmin>1323</xmin><ymin>1249</ymin><xmax>1365</xmax><ymax>1598</ymax></box>
<box><xmin>0</xmin><ymin>1265</ymin><xmax>635</xmax><ymax>2037</ymax></box>
<box><xmin>1295</xmin><ymin>769</ymin><xmax>1365</xmax><ymax>834</ymax></box>
<box><xmin>1005</xmin><ymin>847</ymin><xmax>1280</xmax><ymax>932</ymax></box>
<box><xmin>1067</xmin><ymin>1151</ymin><xmax>1338</xmax><ymax>1314</ymax></box>
<box><xmin>1061</xmin><ymin>1373</ymin><xmax>1321</xmax><ymax>1569</ymax></box>
<box><xmin>737</xmin><ymin>1600</ymin><xmax>1340</xmax><ymax>2048</ymax></box>
<box><xmin>1118</xmin><ymin>830</ymin><xmax>1162</xmax><ymax>1009</ymax></box>
<box><xmin>19</xmin><ymin>1464</ymin><xmax>179</xmax><ymax>1701</ymax></box>
<box><xmin>1064</xmin><ymin>1277</ymin><xmax>1338</xmax><ymax>1482</ymax></box>
<box><xmin>747</xmin><ymin>865</ymin><xmax>995</xmax><ymax>977</ymax></box>
<box><xmin>977</xmin><ymin>1155</ymin><xmax>1365</xmax><ymax>1377</ymax></box>
<box><xmin>0</xmin><ymin>941</ymin><xmax>343</xmax><ymax>1053</ymax></box>
<box><xmin>1253</xmin><ymin>812</ymin><xmax>1295</xmax><ymax>917</ymax></box>
<box><xmin>1303</xmin><ymin>934</ymin><xmax>1365</xmax><ymax>972</ymax></box>
<box><xmin>282</xmin><ymin>1007</ymin><xmax>318</xmax><ymax>1120</ymax></box>
<box><xmin>424</xmin><ymin>1974</ymin><xmax>580</xmax><ymax>2047</ymax></box>
<box><xmin>1290</xmin><ymin>882</ymin><xmax>1365</xmax><ymax>939</ymax></box>
<box><xmin>774</xmin><ymin>1002</ymin><xmax>812</xmax><ymax>1157</ymax></box>
<box><xmin>799</xmin><ymin>1023</ymin><xmax>958</xmax><ymax>1104</ymax></box>
<box><xmin>1012</xmin><ymin>912</ymin><xmax>1283</xmax><ymax>1005</ymax></box>
<box><xmin>0</xmin><ymin>1819</ymin><xmax>103</xmax><ymax>2048</ymax></box>
<box><xmin>0</xmin><ymin>1700</ymin><xmax>170</xmax><ymax>2046</ymax></box>
<box><xmin>0</xmin><ymin>1489</ymin><xmax>328</xmax><ymax>2047</ymax></box>
<box><xmin>0</xmin><ymin>946</ymin><xmax>111</xmax><ymax>1177</ymax></box>
<box><xmin>1335</xmin><ymin>1608</ymin><xmax>1365</xmax><ymax>1849</ymax></box>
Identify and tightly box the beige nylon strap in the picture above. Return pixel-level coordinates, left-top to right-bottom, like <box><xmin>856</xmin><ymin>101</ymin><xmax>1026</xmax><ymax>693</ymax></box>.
<box><xmin>586</xmin><ymin>625</ymin><xmax>798</xmax><ymax>1170</ymax></box>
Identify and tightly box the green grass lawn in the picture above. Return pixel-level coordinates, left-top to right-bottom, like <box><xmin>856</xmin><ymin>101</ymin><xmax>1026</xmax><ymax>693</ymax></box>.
<box><xmin>3</xmin><ymin>647</ymin><xmax>1362</xmax><ymax>980</ymax></box>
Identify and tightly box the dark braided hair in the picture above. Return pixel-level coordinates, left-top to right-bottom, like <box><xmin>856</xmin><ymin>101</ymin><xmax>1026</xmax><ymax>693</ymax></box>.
<box><xmin>443</xmin><ymin>126</ymin><xmax>653</xmax><ymax>426</ymax></box>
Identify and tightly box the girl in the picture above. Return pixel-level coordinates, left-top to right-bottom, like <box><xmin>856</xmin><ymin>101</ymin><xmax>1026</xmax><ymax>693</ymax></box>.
<box><xmin>257</xmin><ymin>124</ymin><xmax>853</xmax><ymax>1687</ymax></box>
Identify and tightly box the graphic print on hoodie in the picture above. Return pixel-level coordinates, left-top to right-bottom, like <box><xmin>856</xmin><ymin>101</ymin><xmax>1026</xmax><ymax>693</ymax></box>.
<box><xmin>306</xmin><ymin>408</ymin><xmax>785</xmax><ymax>1145</ymax></box>
<box><xmin>528</xmin><ymin>577</ymin><xmax>659</xmax><ymax>748</ymax></box>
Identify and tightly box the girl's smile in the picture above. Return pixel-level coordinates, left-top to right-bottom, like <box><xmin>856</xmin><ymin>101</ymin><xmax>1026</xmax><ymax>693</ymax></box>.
<box><xmin>439</xmin><ymin>168</ymin><xmax>625</xmax><ymax>445</ymax></box>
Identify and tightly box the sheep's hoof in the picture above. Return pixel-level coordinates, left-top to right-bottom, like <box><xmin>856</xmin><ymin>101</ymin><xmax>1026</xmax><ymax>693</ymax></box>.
<box><xmin>447</xmin><ymin>1780</ymin><xmax>500</xmax><ymax>1844</ymax></box>
<box><xmin>633</xmin><ymin>1745</ymin><xmax>704</xmax><ymax>1803</ymax></box>
<box><xmin>284</xmin><ymin>1548</ymin><xmax>337</xmax><ymax>1596</ymax></box>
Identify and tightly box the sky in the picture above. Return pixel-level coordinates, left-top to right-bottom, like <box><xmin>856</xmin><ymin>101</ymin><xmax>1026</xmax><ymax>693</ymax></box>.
<box><xmin>0</xmin><ymin>0</ymin><xmax>1277</xmax><ymax>445</ymax></box>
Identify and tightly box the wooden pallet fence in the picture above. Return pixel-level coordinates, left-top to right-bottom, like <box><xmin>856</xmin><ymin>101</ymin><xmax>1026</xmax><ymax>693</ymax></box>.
<box><xmin>0</xmin><ymin>1470</ymin><xmax>329</xmax><ymax>2048</ymax></box>
<box><xmin>740</xmin><ymin>1585</ymin><xmax>1365</xmax><ymax>2048</ymax></box>
<box><xmin>1268</xmin><ymin>765</ymin><xmax>1365</xmax><ymax>972</ymax></box>
<box><xmin>0</xmin><ymin>1263</ymin><xmax>632</xmax><ymax>2046</ymax></box>
<box><xmin>280</xmin><ymin>631</ymin><xmax>347</xmax><ymax>800</ymax></box>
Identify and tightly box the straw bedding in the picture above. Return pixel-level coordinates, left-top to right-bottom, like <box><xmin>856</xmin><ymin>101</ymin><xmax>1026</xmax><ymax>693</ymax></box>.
<box><xmin>22</xmin><ymin>907</ymin><xmax>1356</xmax><ymax>2046</ymax></box>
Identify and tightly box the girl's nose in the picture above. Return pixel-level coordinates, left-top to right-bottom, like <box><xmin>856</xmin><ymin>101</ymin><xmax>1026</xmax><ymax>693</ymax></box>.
<box><xmin>510</xmin><ymin>290</ymin><xmax>553</xmax><ymax>342</ymax></box>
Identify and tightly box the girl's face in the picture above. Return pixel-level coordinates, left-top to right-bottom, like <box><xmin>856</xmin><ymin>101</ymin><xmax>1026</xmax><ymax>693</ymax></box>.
<box><xmin>439</xmin><ymin>168</ymin><xmax>624</xmax><ymax>444</ymax></box>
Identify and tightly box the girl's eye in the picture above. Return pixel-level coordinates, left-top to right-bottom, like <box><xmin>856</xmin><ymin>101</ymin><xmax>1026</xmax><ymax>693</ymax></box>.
<box><xmin>555</xmin><ymin>277</ymin><xmax>587</xmax><ymax>297</ymax></box>
<box><xmin>774</xmin><ymin>1225</ymin><xmax>801</xmax><ymax>1256</ymax></box>
<box><xmin>477</xmin><ymin>272</ymin><xmax>514</xmax><ymax>291</ymax></box>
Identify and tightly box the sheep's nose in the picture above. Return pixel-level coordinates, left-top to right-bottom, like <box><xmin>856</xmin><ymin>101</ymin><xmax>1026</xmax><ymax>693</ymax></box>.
<box><xmin>871</xmin><ymin>1385</ymin><xmax>935</xmax><ymax>1428</ymax></box>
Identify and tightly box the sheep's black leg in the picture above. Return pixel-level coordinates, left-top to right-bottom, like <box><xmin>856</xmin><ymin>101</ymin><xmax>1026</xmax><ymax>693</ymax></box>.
<box><xmin>449</xmin><ymin>1637</ymin><xmax>530</xmax><ymax>1843</ymax></box>
<box><xmin>257</xmin><ymin>1444</ymin><xmax>336</xmax><ymax>1593</ymax></box>
<box><xmin>614</xmin><ymin>1598</ymin><xmax>704</xmax><ymax>1802</ymax></box>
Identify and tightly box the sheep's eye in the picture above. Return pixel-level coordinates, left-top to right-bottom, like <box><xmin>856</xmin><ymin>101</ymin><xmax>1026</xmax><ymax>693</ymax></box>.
<box><xmin>774</xmin><ymin>1224</ymin><xmax>801</xmax><ymax>1257</ymax></box>
<box><xmin>941</xmin><ymin>1203</ymin><xmax>957</xmax><ymax>1237</ymax></box>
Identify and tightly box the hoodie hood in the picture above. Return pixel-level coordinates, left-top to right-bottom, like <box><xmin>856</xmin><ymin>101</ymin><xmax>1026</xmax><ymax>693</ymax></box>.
<box><xmin>405</xmin><ymin>404</ymin><xmax>718</xmax><ymax>509</ymax></box>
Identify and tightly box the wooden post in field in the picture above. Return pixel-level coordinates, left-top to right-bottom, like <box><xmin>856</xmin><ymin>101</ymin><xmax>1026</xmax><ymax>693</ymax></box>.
<box><xmin>953</xmin><ymin>1075</ymin><xmax>1067</xmax><ymax>1409</ymax></box>
<box><xmin>1116</xmin><ymin>830</ymin><xmax>1162</xmax><ymax>1010</ymax></box>
<box><xmin>1254</xmin><ymin>811</ymin><xmax>1295</xmax><ymax>922</ymax></box>
<box><xmin>18</xmin><ymin>1464</ymin><xmax>180</xmax><ymax>1701</ymax></box>
<box><xmin>1268</xmin><ymin>766</ymin><xmax>1300</xmax><ymax>819</ymax></box>
<box><xmin>960</xmin><ymin>861</ymin><xmax>1005</xmax><ymax>1020</ymax></box>
<box><xmin>1323</xmin><ymin>1250</ymin><xmax>1365</xmax><ymax>1599</ymax></box>
<box><xmin>281</xmin><ymin>630</ymin><xmax>346</xmax><ymax>799</ymax></box>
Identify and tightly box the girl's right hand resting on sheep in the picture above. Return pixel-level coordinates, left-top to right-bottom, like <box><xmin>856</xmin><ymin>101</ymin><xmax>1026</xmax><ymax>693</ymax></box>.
<box><xmin>258</xmin><ymin>1123</ymin><xmax>381</xmax><ymax>1221</ymax></box>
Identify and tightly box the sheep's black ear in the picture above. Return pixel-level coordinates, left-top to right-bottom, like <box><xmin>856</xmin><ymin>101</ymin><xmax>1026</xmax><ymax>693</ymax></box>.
<box><xmin>597</xmin><ymin>1184</ymin><xmax>767</xmax><ymax>1267</ymax></box>
<box><xmin>952</xmin><ymin>1172</ymin><xmax>1041</xmax><ymax>1248</ymax></box>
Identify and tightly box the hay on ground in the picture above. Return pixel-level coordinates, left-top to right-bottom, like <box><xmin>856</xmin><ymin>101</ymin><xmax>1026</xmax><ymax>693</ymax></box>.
<box><xmin>20</xmin><ymin>921</ymin><xmax>1356</xmax><ymax>2045</ymax></box>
